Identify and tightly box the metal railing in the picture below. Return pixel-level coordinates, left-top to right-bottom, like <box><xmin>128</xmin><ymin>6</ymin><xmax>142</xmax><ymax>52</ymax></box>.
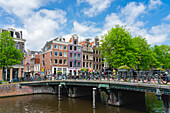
<box><xmin>4</xmin><ymin>70</ymin><xmax>169</xmax><ymax>85</ymax></box>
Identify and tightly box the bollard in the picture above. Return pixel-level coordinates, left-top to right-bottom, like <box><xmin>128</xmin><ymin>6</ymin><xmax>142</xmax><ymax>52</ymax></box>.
<box><xmin>93</xmin><ymin>88</ymin><xmax>97</xmax><ymax>109</ymax></box>
<box><xmin>129</xmin><ymin>71</ymin><xmax>131</xmax><ymax>83</ymax></box>
<box><xmin>117</xmin><ymin>71</ymin><xmax>120</xmax><ymax>82</ymax></box>
<box><xmin>142</xmin><ymin>72</ymin><xmax>144</xmax><ymax>83</ymax></box>
<box><xmin>108</xmin><ymin>73</ymin><xmax>110</xmax><ymax>81</ymax></box>
<box><xmin>58</xmin><ymin>84</ymin><xmax>62</xmax><ymax>100</ymax></box>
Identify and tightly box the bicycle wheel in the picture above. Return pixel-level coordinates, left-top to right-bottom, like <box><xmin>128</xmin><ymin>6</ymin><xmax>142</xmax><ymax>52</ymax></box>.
<box><xmin>146</xmin><ymin>76</ymin><xmax>152</xmax><ymax>83</ymax></box>
<box><xmin>152</xmin><ymin>74</ymin><xmax>159</xmax><ymax>83</ymax></box>
<box><xmin>160</xmin><ymin>75</ymin><xmax>168</xmax><ymax>84</ymax></box>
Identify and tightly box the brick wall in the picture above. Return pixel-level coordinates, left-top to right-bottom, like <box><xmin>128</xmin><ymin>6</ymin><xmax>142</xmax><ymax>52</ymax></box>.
<box><xmin>0</xmin><ymin>84</ymin><xmax>54</xmax><ymax>97</ymax></box>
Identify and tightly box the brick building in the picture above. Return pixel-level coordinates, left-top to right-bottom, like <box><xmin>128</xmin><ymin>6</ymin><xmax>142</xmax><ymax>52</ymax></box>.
<box><xmin>0</xmin><ymin>28</ymin><xmax>26</xmax><ymax>81</ymax></box>
<box><xmin>79</xmin><ymin>39</ymin><xmax>93</xmax><ymax>71</ymax></box>
<box><xmin>68</xmin><ymin>34</ymin><xmax>82</xmax><ymax>75</ymax></box>
<box><xmin>40</xmin><ymin>37</ymin><xmax>68</xmax><ymax>75</ymax></box>
<box><xmin>92</xmin><ymin>37</ymin><xmax>102</xmax><ymax>71</ymax></box>
<box><xmin>24</xmin><ymin>50</ymin><xmax>40</xmax><ymax>76</ymax></box>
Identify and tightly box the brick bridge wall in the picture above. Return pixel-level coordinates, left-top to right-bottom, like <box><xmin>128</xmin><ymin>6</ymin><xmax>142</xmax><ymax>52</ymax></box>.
<box><xmin>0</xmin><ymin>84</ymin><xmax>55</xmax><ymax>97</ymax></box>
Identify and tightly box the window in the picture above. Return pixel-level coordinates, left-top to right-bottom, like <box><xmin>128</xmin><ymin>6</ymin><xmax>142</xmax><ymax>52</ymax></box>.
<box><xmin>93</xmin><ymin>50</ymin><xmax>95</xmax><ymax>54</ymax></box>
<box><xmin>54</xmin><ymin>59</ymin><xmax>58</xmax><ymax>64</ymax></box>
<box><xmin>70</xmin><ymin>61</ymin><xmax>72</xmax><ymax>67</ymax></box>
<box><xmin>78</xmin><ymin>62</ymin><xmax>80</xmax><ymax>67</ymax></box>
<box><xmin>87</xmin><ymin>55</ymin><xmax>88</xmax><ymax>60</ymax></box>
<box><xmin>58</xmin><ymin>68</ymin><xmax>62</xmax><ymax>71</ymax></box>
<box><xmin>59</xmin><ymin>45</ymin><xmax>62</xmax><ymax>50</ymax></box>
<box><xmin>97</xmin><ymin>64</ymin><xmax>98</xmax><ymax>69</ymax></box>
<box><xmin>50</xmin><ymin>52</ymin><xmax>52</xmax><ymax>57</ymax></box>
<box><xmin>74</xmin><ymin>40</ymin><xmax>77</xmax><ymax>44</ymax></box>
<box><xmin>74</xmin><ymin>53</ymin><xmax>76</xmax><ymax>59</ymax></box>
<box><xmin>74</xmin><ymin>61</ymin><xmax>76</xmax><ymax>67</ymax></box>
<box><xmin>54</xmin><ymin>44</ymin><xmax>58</xmax><ymax>49</ymax></box>
<box><xmin>94</xmin><ymin>57</ymin><xmax>95</xmax><ymax>62</ymax></box>
<box><xmin>70</xmin><ymin>53</ymin><xmax>72</xmax><ymax>58</ymax></box>
<box><xmin>54</xmin><ymin>51</ymin><xmax>58</xmax><ymax>56</ymax></box>
<box><xmin>90</xmin><ymin>63</ymin><xmax>92</xmax><ymax>68</ymax></box>
<box><xmin>43</xmin><ymin>54</ymin><xmax>45</xmax><ymax>59</ymax></box>
<box><xmin>99</xmin><ymin>65</ymin><xmax>101</xmax><ymax>70</ymax></box>
<box><xmin>64</xmin><ymin>46</ymin><xmax>67</xmax><ymax>50</ymax></box>
<box><xmin>64</xmin><ymin>52</ymin><xmax>67</xmax><ymax>57</ymax></box>
<box><xmin>63</xmin><ymin>68</ymin><xmax>67</xmax><ymax>74</ymax></box>
<box><xmin>78</xmin><ymin>47</ymin><xmax>81</xmax><ymax>51</ymax></box>
<box><xmin>83</xmin><ymin>54</ymin><xmax>85</xmax><ymax>60</ymax></box>
<box><xmin>70</xmin><ymin>46</ymin><xmax>72</xmax><ymax>50</ymax></box>
<box><xmin>78</xmin><ymin>54</ymin><xmax>80</xmax><ymax>59</ymax></box>
<box><xmin>94</xmin><ymin>64</ymin><xmax>95</xmax><ymax>69</ymax></box>
<box><xmin>96</xmin><ymin>50</ymin><xmax>98</xmax><ymax>54</ymax></box>
<box><xmin>90</xmin><ymin>55</ymin><xmax>92</xmax><ymax>60</ymax></box>
<box><xmin>96</xmin><ymin>57</ymin><xmax>98</xmax><ymax>62</ymax></box>
<box><xmin>83</xmin><ymin>62</ymin><xmax>85</xmax><ymax>67</ymax></box>
<box><xmin>59</xmin><ymin>52</ymin><xmax>62</xmax><ymax>56</ymax></box>
<box><xmin>59</xmin><ymin>38</ymin><xmax>62</xmax><ymax>41</ymax></box>
<box><xmin>64</xmin><ymin>59</ymin><xmax>67</xmax><ymax>65</ymax></box>
<box><xmin>59</xmin><ymin>59</ymin><xmax>62</xmax><ymax>64</ymax></box>
<box><xmin>74</xmin><ymin>46</ymin><xmax>76</xmax><ymax>51</ymax></box>
<box><xmin>86</xmin><ymin>62</ymin><xmax>88</xmax><ymax>67</ymax></box>
<box><xmin>51</xmin><ymin>59</ymin><xmax>52</xmax><ymax>65</ymax></box>
<box><xmin>99</xmin><ymin>58</ymin><xmax>101</xmax><ymax>62</ymax></box>
<box><xmin>43</xmin><ymin>61</ymin><xmax>45</xmax><ymax>66</ymax></box>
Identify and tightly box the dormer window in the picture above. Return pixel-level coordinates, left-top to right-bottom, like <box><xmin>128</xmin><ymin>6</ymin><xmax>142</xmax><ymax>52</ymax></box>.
<box><xmin>74</xmin><ymin>40</ymin><xmax>77</xmax><ymax>44</ymax></box>
<box><xmin>59</xmin><ymin>38</ymin><xmax>62</xmax><ymax>41</ymax></box>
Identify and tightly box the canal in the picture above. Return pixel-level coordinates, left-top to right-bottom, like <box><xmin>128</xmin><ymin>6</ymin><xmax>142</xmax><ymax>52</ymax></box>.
<box><xmin>0</xmin><ymin>93</ymin><xmax>165</xmax><ymax>113</ymax></box>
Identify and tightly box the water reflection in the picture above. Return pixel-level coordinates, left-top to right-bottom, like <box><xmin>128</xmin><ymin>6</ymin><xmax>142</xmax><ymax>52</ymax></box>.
<box><xmin>0</xmin><ymin>94</ymin><xmax>148</xmax><ymax>113</ymax></box>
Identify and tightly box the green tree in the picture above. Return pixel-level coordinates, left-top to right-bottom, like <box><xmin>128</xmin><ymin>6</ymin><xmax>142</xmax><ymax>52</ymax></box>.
<box><xmin>100</xmin><ymin>25</ymin><xmax>137</xmax><ymax>69</ymax></box>
<box><xmin>132</xmin><ymin>36</ymin><xmax>152</xmax><ymax>70</ymax></box>
<box><xmin>0</xmin><ymin>31</ymin><xmax>24</xmax><ymax>69</ymax></box>
<box><xmin>153</xmin><ymin>45</ymin><xmax>170</xmax><ymax>69</ymax></box>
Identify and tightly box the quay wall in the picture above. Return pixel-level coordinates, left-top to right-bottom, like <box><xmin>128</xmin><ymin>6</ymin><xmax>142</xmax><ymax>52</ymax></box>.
<box><xmin>0</xmin><ymin>84</ymin><xmax>55</xmax><ymax>97</ymax></box>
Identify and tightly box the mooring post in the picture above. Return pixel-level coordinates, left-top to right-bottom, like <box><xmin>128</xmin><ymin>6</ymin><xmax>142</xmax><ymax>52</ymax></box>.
<box><xmin>58</xmin><ymin>84</ymin><xmax>62</xmax><ymax>100</ymax></box>
<box><xmin>93</xmin><ymin>88</ymin><xmax>97</xmax><ymax>109</ymax></box>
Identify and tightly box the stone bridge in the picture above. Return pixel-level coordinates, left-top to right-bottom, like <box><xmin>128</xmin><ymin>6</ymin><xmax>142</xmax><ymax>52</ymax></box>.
<box><xmin>19</xmin><ymin>80</ymin><xmax>170</xmax><ymax>112</ymax></box>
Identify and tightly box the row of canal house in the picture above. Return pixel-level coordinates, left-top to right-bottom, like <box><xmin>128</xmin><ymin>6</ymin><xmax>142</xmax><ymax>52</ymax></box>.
<box><xmin>0</xmin><ymin>28</ymin><xmax>103</xmax><ymax>81</ymax></box>
<box><xmin>40</xmin><ymin>34</ymin><xmax>103</xmax><ymax>76</ymax></box>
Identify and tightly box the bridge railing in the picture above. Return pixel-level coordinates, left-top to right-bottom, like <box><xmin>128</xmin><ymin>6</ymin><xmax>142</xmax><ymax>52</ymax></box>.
<box><xmin>14</xmin><ymin>70</ymin><xmax>169</xmax><ymax>85</ymax></box>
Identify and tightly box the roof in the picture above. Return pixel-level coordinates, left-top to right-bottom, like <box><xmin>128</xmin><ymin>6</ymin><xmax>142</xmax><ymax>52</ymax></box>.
<box><xmin>79</xmin><ymin>41</ymin><xmax>86</xmax><ymax>46</ymax></box>
<box><xmin>69</xmin><ymin>38</ymin><xmax>72</xmax><ymax>43</ymax></box>
<box><xmin>90</xmin><ymin>41</ymin><xmax>95</xmax><ymax>46</ymax></box>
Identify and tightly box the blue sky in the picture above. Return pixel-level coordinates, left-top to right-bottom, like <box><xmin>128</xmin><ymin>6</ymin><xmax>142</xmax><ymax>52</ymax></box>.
<box><xmin>0</xmin><ymin>0</ymin><xmax>169</xmax><ymax>50</ymax></box>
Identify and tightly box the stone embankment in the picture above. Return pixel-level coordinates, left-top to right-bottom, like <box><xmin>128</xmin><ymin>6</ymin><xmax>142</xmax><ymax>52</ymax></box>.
<box><xmin>0</xmin><ymin>83</ymin><xmax>54</xmax><ymax>97</ymax></box>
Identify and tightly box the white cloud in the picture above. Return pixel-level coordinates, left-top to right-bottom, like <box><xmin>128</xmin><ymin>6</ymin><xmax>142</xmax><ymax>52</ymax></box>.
<box><xmin>103</xmin><ymin>2</ymin><xmax>169</xmax><ymax>45</ymax></box>
<box><xmin>73</xmin><ymin>21</ymin><xmax>101</xmax><ymax>37</ymax></box>
<box><xmin>0</xmin><ymin>0</ymin><xmax>67</xmax><ymax>51</ymax></box>
<box><xmin>0</xmin><ymin>0</ymin><xmax>51</xmax><ymax>18</ymax></box>
<box><xmin>120</xmin><ymin>2</ymin><xmax>146</xmax><ymax>25</ymax></box>
<box><xmin>148</xmin><ymin>0</ymin><xmax>162</xmax><ymax>10</ymax></box>
<box><xmin>22</xmin><ymin>9</ymin><xmax>67</xmax><ymax>50</ymax></box>
<box><xmin>77</xmin><ymin>0</ymin><xmax>113</xmax><ymax>17</ymax></box>
<box><xmin>163</xmin><ymin>14</ymin><xmax>170</xmax><ymax>21</ymax></box>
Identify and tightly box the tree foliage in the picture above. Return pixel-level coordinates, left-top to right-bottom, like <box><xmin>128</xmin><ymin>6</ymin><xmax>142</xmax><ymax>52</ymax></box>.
<box><xmin>101</xmin><ymin>25</ymin><xmax>137</xmax><ymax>69</ymax></box>
<box><xmin>152</xmin><ymin>45</ymin><xmax>170</xmax><ymax>69</ymax></box>
<box><xmin>100</xmin><ymin>25</ymin><xmax>170</xmax><ymax>70</ymax></box>
<box><xmin>0</xmin><ymin>31</ymin><xmax>24</xmax><ymax>69</ymax></box>
<box><xmin>132</xmin><ymin>36</ymin><xmax>152</xmax><ymax>70</ymax></box>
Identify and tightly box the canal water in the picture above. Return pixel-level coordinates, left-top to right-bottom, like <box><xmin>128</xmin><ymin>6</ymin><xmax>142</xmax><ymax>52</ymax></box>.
<box><xmin>0</xmin><ymin>93</ymin><xmax>165</xmax><ymax>113</ymax></box>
